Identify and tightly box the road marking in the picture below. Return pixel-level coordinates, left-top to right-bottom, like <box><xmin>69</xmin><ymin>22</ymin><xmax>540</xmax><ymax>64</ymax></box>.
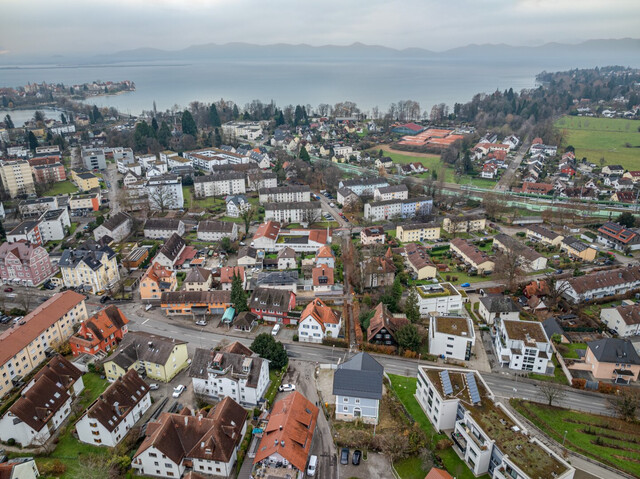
<box><xmin>141</xmin><ymin>318</ymin><xmax>150</xmax><ymax>325</ymax></box>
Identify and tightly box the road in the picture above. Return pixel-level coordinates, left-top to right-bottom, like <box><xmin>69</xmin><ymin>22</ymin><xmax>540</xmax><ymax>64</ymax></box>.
<box><xmin>494</xmin><ymin>141</ymin><xmax>529</xmax><ymax>192</ymax></box>
<box><xmin>101</xmin><ymin>160</ymin><xmax>121</xmax><ymax>214</ymax></box>
<box><xmin>314</xmin><ymin>191</ymin><xmax>347</xmax><ymax>227</ymax></box>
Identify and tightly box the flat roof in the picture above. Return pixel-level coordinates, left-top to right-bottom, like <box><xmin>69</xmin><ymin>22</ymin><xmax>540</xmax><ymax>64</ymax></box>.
<box><xmin>503</xmin><ymin>319</ymin><xmax>548</xmax><ymax>344</ymax></box>
<box><xmin>434</xmin><ymin>316</ymin><xmax>472</xmax><ymax>337</ymax></box>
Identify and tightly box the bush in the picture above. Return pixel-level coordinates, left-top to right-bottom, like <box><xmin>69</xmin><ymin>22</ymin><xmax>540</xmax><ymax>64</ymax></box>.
<box><xmin>516</xmin><ymin>232</ymin><xmax>526</xmax><ymax>237</ymax></box>
<box><xmin>292</xmin><ymin>334</ymin><xmax>299</xmax><ymax>342</ymax></box>
<box><xmin>436</xmin><ymin>438</ymin><xmax>453</xmax><ymax>450</ymax></box>
<box><xmin>9</xmin><ymin>308</ymin><xmax>26</xmax><ymax>316</ymax></box>
<box><xmin>7</xmin><ymin>438</ymin><xmax>15</xmax><ymax>446</ymax></box>
<box><xmin>38</xmin><ymin>460</ymin><xmax>67</xmax><ymax>476</ymax></box>
<box><xmin>571</xmin><ymin>378</ymin><xmax>586</xmax><ymax>389</ymax></box>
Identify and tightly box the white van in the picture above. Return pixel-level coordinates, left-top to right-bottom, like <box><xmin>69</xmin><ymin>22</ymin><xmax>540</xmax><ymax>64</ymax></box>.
<box><xmin>271</xmin><ymin>324</ymin><xmax>281</xmax><ymax>336</ymax></box>
<box><xmin>306</xmin><ymin>455</ymin><xmax>317</xmax><ymax>476</ymax></box>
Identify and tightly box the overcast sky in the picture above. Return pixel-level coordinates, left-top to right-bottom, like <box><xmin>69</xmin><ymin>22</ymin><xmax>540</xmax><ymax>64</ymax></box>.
<box><xmin>2</xmin><ymin>0</ymin><xmax>639</xmax><ymax>56</ymax></box>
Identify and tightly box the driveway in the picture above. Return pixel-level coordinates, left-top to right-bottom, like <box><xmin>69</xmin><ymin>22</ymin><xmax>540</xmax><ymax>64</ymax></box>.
<box><xmin>338</xmin><ymin>451</ymin><xmax>393</xmax><ymax>479</ymax></box>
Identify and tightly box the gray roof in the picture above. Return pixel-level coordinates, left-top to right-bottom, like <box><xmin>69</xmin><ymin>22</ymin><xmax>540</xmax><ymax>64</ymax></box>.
<box><xmin>59</xmin><ymin>241</ymin><xmax>116</xmax><ymax>271</ymax></box>
<box><xmin>144</xmin><ymin>218</ymin><xmax>184</xmax><ymax>231</ymax></box>
<box><xmin>198</xmin><ymin>220</ymin><xmax>236</xmax><ymax>233</ymax></box>
<box><xmin>189</xmin><ymin>347</ymin><xmax>266</xmax><ymax>388</ymax></box>
<box><xmin>106</xmin><ymin>331</ymin><xmax>187</xmax><ymax>370</ymax></box>
<box><xmin>249</xmin><ymin>287</ymin><xmax>294</xmax><ymax>313</ymax></box>
<box><xmin>256</xmin><ymin>271</ymin><xmax>298</xmax><ymax>286</ymax></box>
<box><xmin>157</xmin><ymin>233</ymin><xmax>186</xmax><ymax>262</ymax></box>
<box><xmin>332</xmin><ymin>352</ymin><xmax>383</xmax><ymax>400</ymax></box>
<box><xmin>542</xmin><ymin>317</ymin><xmax>564</xmax><ymax>339</ymax></box>
<box><xmin>100</xmin><ymin>212</ymin><xmax>131</xmax><ymax>232</ymax></box>
<box><xmin>587</xmin><ymin>338</ymin><xmax>640</xmax><ymax>365</ymax></box>
<box><xmin>479</xmin><ymin>295</ymin><xmax>520</xmax><ymax>313</ymax></box>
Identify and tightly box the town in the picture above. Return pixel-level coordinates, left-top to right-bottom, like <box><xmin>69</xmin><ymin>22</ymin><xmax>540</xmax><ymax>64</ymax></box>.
<box><xmin>0</xmin><ymin>65</ymin><xmax>640</xmax><ymax>479</ymax></box>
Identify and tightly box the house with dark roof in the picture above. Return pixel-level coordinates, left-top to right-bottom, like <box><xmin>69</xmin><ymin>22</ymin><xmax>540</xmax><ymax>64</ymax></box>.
<box><xmin>493</xmin><ymin>234</ymin><xmax>548</xmax><ymax>272</ymax></box>
<box><xmin>597</xmin><ymin>222</ymin><xmax>640</xmax><ymax>251</ymax></box>
<box><xmin>558</xmin><ymin>265</ymin><xmax>640</xmax><ymax>303</ymax></box>
<box><xmin>183</xmin><ymin>266</ymin><xmax>213</xmax><ymax>292</ymax></box>
<box><xmin>249</xmin><ymin>287</ymin><xmax>297</xmax><ymax>324</ymax></box>
<box><xmin>76</xmin><ymin>369</ymin><xmax>151</xmax><ymax>447</ymax></box>
<box><xmin>332</xmin><ymin>352</ymin><xmax>383</xmax><ymax>424</ymax></box>
<box><xmin>0</xmin><ymin>356</ymin><xmax>84</xmax><ymax>446</ymax></box>
<box><xmin>133</xmin><ymin>397</ymin><xmax>247</xmax><ymax>478</ymax></box>
<box><xmin>367</xmin><ymin>302</ymin><xmax>409</xmax><ymax>348</ymax></box>
<box><xmin>197</xmin><ymin>220</ymin><xmax>238</xmax><ymax>242</ymax></box>
<box><xmin>93</xmin><ymin>211</ymin><xmax>132</xmax><ymax>243</ymax></box>
<box><xmin>362</xmin><ymin>248</ymin><xmax>396</xmax><ymax>289</ymax></box>
<box><xmin>255</xmin><ymin>270</ymin><xmax>299</xmax><ymax>293</ymax></box>
<box><xmin>189</xmin><ymin>342</ymin><xmax>269</xmax><ymax>406</ymax></box>
<box><xmin>571</xmin><ymin>338</ymin><xmax>640</xmax><ymax>384</ymax></box>
<box><xmin>59</xmin><ymin>239</ymin><xmax>119</xmax><ymax>294</ymax></box>
<box><xmin>601</xmin><ymin>303</ymin><xmax>640</xmax><ymax>337</ymax></box>
<box><xmin>478</xmin><ymin>294</ymin><xmax>520</xmax><ymax>325</ymax></box>
<box><xmin>153</xmin><ymin>233</ymin><xmax>186</xmax><ymax>269</ymax></box>
<box><xmin>143</xmin><ymin>218</ymin><xmax>186</xmax><ymax>240</ymax></box>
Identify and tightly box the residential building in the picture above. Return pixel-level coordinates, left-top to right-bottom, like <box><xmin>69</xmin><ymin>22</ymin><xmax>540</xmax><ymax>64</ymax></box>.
<box><xmin>401</xmin><ymin>242</ymin><xmax>437</xmax><ymax>280</ymax></box>
<box><xmin>0</xmin><ymin>159</ymin><xmax>36</xmax><ymax>198</ymax></box>
<box><xmin>38</xmin><ymin>208</ymin><xmax>71</xmax><ymax>242</ymax></box>
<box><xmin>558</xmin><ymin>265</ymin><xmax>640</xmax><ymax>303</ymax></box>
<box><xmin>493</xmin><ymin>234</ymin><xmax>548</xmax><ymax>271</ymax></box>
<box><xmin>69</xmin><ymin>192</ymin><xmax>101</xmax><ymax>214</ymax></box>
<box><xmin>103</xmin><ymin>331</ymin><xmax>189</xmax><ymax>383</ymax></box>
<box><xmin>416</xmin><ymin>367</ymin><xmax>575</xmax><ymax>479</ymax></box>
<box><xmin>429</xmin><ymin>314</ymin><xmax>475</xmax><ymax>361</ymax></box>
<box><xmin>255</xmin><ymin>270</ymin><xmax>298</xmax><ymax>292</ymax></box>
<box><xmin>373</xmin><ymin>184</ymin><xmax>409</xmax><ymax>201</ymax></box>
<box><xmin>333</xmin><ymin>352</ymin><xmax>383</xmax><ymax>424</ymax></box>
<box><xmin>93</xmin><ymin>212</ymin><xmax>132</xmax><ymax>242</ymax></box>
<box><xmin>140</xmin><ymin>263</ymin><xmax>177</xmax><ymax>302</ymax></box>
<box><xmin>259</xmin><ymin>185</ymin><xmax>311</xmax><ymax>204</ymax></box>
<box><xmin>147</xmin><ymin>175</ymin><xmax>184</xmax><ymax>210</ymax></box>
<box><xmin>253</xmin><ymin>392</ymin><xmax>318</xmax><ymax>477</ymax></box>
<box><xmin>360</xmin><ymin>226</ymin><xmax>385</xmax><ymax>245</ymax></box>
<box><xmin>601</xmin><ymin>303</ymin><xmax>640</xmax><ymax>337</ymax></box>
<box><xmin>59</xmin><ymin>239</ymin><xmax>119</xmax><ymax>294</ymax></box>
<box><xmin>450</xmin><ymin>238</ymin><xmax>494</xmax><ymax>274</ymax></box>
<box><xmin>0</xmin><ymin>241</ymin><xmax>55</xmax><ymax>286</ymax></box>
<box><xmin>525</xmin><ymin>225</ymin><xmax>564</xmax><ymax>246</ymax></box>
<box><xmin>69</xmin><ymin>305</ymin><xmax>129</xmax><ymax>357</ymax></box>
<box><xmin>315</xmin><ymin>245</ymin><xmax>335</xmax><ymax>269</ymax></box>
<box><xmin>249</xmin><ymin>287</ymin><xmax>297</xmax><ymax>324</ymax></box>
<box><xmin>197</xmin><ymin>220</ymin><xmax>238</xmax><ymax>242</ymax></box>
<box><xmin>0</xmin><ymin>356</ymin><xmax>84</xmax><ymax>446</ymax></box>
<box><xmin>338</xmin><ymin>178</ymin><xmax>389</xmax><ymax>196</ymax></box>
<box><xmin>71</xmin><ymin>169</ymin><xmax>100</xmax><ymax>192</ymax></box>
<box><xmin>442</xmin><ymin>215</ymin><xmax>486</xmax><ymax>234</ymax></box>
<box><xmin>602</xmin><ymin>165</ymin><xmax>625</xmax><ymax>176</ymax></box>
<box><xmin>597</xmin><ymin>222</ymin><xmax>640</xmax><ymax>251</ymax></box>
<box><xmin>194</xmin><ymin>172</ymin><xmax>246</xmax><ymax>197</ymax></box>
<box><xmin>225</xmin><ymin>194</ymin><xmax>250</xmax><ymax>217</ymax></box>
<box><xmin>571</xmin><ymin>338</ymin><xmax>640</xmax><ymax>383</ymax></box>
<box><xmin>134</xmin><ymin>397</ymin><xmax>247</xmax><ymax>478</ymax></box>
<box><xmin>337</xmin><ymin>187</ymin><xmax>358</xmax><ymax>206</ymax></box>
<box><xmin>416</xmin><ymin>283</ymin><xmax>464</xmax><ymax>317</ymax></box>
<box><xmin>277</xmin><ymin>247</ymin><xmax>296</xmax><ymax>270</ymax></box>
<box><xmin>160</xmin><ymin>291</ymin><xmax>232</xmax><ymax>316</ymax></box>
<box><xmin>153</xmin><ymin>233</ymin><xmax>186</xmax><ymax>269</ymax></box>
<box><xmin>494</xmin><ymin>319</ymin><xmax>552</xmax><ymax>372</ymax></box>
<box><xmin>18</xmin><ymin>196</ymin><xmax>59</xmax><ymax>218</ymax></box>
<box><xmin>478</xmin><ymin>295</ymin><xmax>520</xmax><ymax>325</ymax></box>
<box><xmin>561</xmin><ymin>236</ymin><xmax>597</xmax><ymax>262</ymax></box>
<box><xmin>7</xmin><ymin>220</ymin><xmax>42</xmax><ymax>245</ymax></box>
<box><xmin>183</xmin><ymin>266</ymin><xmax>213</xmax><ymax>291</ymax></box>
<box><xmin>143</xmin><ymin>218</ymin><xmax>186</xmax><ymax>239</ymax></box>
<box><xmin>264</xmin><ymin>202</ymin><xmax>322</xmax><ymax>227</ymax></box>
<box><xmin>32</xmin><ymin>162</ymin><xmax>66</xmax><ymax>184</ymax></box>
<box><xmin>190</xmin><ymin>342</ymin><xmax>269</xmax><ymax>406</ymax></box>
<box><xmin>122</xmin><ymin>247</ymin><xmax>149</xmax><ymax>270</ymax></box>
<box><xmin>82</xmin><ymin>148</ymin><xmax>107</xmax><ymax>170</ymax></box>
<box><xmin>76</xmin><ymin>369</ymin><xmax>151</xmax><ymax>447</ymax></box>
<box><xmin>0</xmin><ymin>291</ymin><xmax>87</xmax><ymax>398</ymax></box>
<box><xmin>271</xmin><ymin>228</ymin><xmax>330</xmax><ymax>254</ymax></box>
<box><xmin>312</xmin><ymin>265</ymin><xmax>334</xmax><ymax>292</ymax></box>
<box><xmin>425</xmin><ymin>469</ymin><xmax>453</xmax><ymax>479</ymax></box>
<box><xmin>0</xmin><ymin>458</ymin><xmax>40</xmax><ymax>479</ymax></box>
<box><xmin>395</xmin><ymin>222</ymin><xmax>441</xmax><ymax>242</ymax></box>
<box><xmin>298</xmin><ymin>298</ymin><xmax>341</xmax><ymax>343</ymax></box>
<box><xmin>362</xmin><ymin>249</ymin><xmax>396</xmax><ymax>288</ymax></box>
<box><xmin>367</xmin><ymin>302</ymin><xmax>409</xmax><ymax>348</ymax></box>
<box><xmin>364</xmin><ymin>197</ymin><xmax>433</xmax><ymax>221</ymax></box>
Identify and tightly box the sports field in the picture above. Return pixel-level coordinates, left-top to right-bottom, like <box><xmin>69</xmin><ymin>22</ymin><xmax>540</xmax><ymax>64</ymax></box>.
<box><xmin>555</xmin><ymin>115</ymin><xmax>640</xmax><ymax>169</ymax></box>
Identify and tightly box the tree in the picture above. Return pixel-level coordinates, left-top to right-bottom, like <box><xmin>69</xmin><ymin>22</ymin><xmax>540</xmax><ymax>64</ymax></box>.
<box><xmin>299</xmin><ymin>145</ymin><xmax>310</xmax><ymax>162</ymax></box>
<box><xmin>148</xmin><ymin>185</ymin><xmax>174</xmax><ymax>212</ymax></box>
<box><xmin>616</xmin><ymin>212</ymin><xmax>637</xmax><ymax>228</ymax></box>
<box><xmin>34</xmin><ymin>110</ymin><xmax>45</xmax><ymax>123</ymax></box>
<box><xmin>231</xmin><ymin>273</ymin><xmax>248</xmax><ymax>313</ymax></box>
<box><xmin>91</xmin><ymin>105</ymin><xmax>102</xmax><ymax>124</ymax></box>
<box><xmin>134</xmin><ymin>121</ymin><xmax>152</xmax><ymax>152</ymax></box>
<box><xmin>232</xmin><ymin>104</ymin><xmax>240</xmax><ymax>120</ymax></box>
<box><xmin>4</xmin><ymin>114</ymin><xmax>14</xmax><ymax>129</ymax></box>
<box><xmin>494</xmin><ymin>247</ymin><xmax>523</xmax><ymax>292</ymax></box>
<box><xmin>608</xmin><ymin>389</ymin><xmax>640</xmax><ymax>422</ymax></box>
<box><xmin>538</xmin><ymin>383</ymin><xmax>567</xmax><ymax>406</ymax></box>
<box><xmin>220</xmin><ymin>236</ymin><xmax>232</xmax><ymax>253</ymax></box>
<box><xmin>396</xmin><ymin>324</ymin><xmax>420</xmax><ymax>353</ymax></box>
<box><xmin>26</xmin><ymin>131</ymin><xmax>38</xmax><ymax>151</ymax></box>
<box><xmin>208</xmin><ymin>104</ymin><xmax>221</xmax><ymax>127</ymax></box>
<box><xmin>405</xmin><ymin>288</ymin><xmax>420</xmax><ymax>323</ymax></box>
<box><xmin>250</xmin><ymin>333</ymin><xmax>288</xmax><ymax>369</ymax></box>
<box><xmin>239</xmin><ymin>205</ymin><xmax>257</xmax><ymax>236</ymax></box>
<box><xmin>157</xmin><ymin>121</ymin><xmax>171</xmax><ymax>149</ymax></box>
<box><xmin>181</xmin><ymin>110</ymin><xmax>197</xmax><ymax>136</ymax></box>
<box><xmin>151</xmin><ymin>117</ymin><xmax>159</xmax><ymax>134</ymax></box>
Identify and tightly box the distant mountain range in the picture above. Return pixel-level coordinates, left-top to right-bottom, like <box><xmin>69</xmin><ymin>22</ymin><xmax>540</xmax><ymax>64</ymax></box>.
<box><xmin>3</xmin><ymin>39</ymin><xmax>640</xmax><ymax>67</ymax></box>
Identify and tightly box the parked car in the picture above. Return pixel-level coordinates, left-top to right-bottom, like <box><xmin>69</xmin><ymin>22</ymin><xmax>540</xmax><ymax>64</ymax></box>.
<box><xmin>271</xmin><ymin>324</ymin><xmax>281</xmax><ymax>336</ymax></box>
<box><xmin>340</xmin><ymin>448</ymin><xmax>349</xmax><ymax>465</ymax></box>
<box><xmin>195</xmin><ymin>319</ymin><xmax>208</xmax><ymax>326</ymax></box>
<box><xmin>278</xmin><ymin>383</ymin><xmax>296</xmax><ymax>392</ymax></box>
<box><xmin>148</xmin><ymin>383</ymin><xmax>159</xmax><ymax>390</ymax></box>
<box><xmin>3</xmin><ymin>287</ymin><xmax>13</xmax><ymax>293</ymax></box>
<box><xmin>172</xmin><ymin>385</ymin><xmax>186</xmax><ymax>397</ymax></box>
<box><xmin>460</xmin><ymin>283</ymin><xmax>471</xmax><ymax>288</ymax></box>
<box><xmin>306</xmin><ymin>455</ymin><xmax>318</xmax><ymax>476</ymax></box>
<box><xmin>352</xmin><ymin>450</ymin><xmax>362</xmax><ymax>465</ymax></box>
<box><xmin>100</xmin><ymin>295</ymin><xmax>110</xmax><ymax>304</ymax></box>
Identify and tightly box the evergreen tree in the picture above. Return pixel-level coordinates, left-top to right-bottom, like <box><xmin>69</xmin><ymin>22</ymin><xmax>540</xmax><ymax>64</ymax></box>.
<box><xmin>405</xmin><ymin>288</ymin><xmax>420</xmax><ymax>323</ymax></box>
<box><xmin>250</xmin><ymin>333</ymin><xmax>288</xmax><ymax>370</ymax></box>
<box><xmin>214</xmin><ymin>128</ymin><xmax>222</xmax><ymax>148</ymax></box>
<box><xmin>232</xmin><ymin>104</ymin><xmax>240</xmax><ymax>120</ymax></box>
<box><xmin>209</xmin><ymin>104</ymin><xmax>221</xmax><ymax>127</ymax></box>
<box><xmin>53</xmin><ymin>135</ymin><xmax>67</xmax><ymax>151</ymax></box>
<box><xmin>151</xmin><ymin>117</ymin><xmax>159</xmax><ymax>134</ymax></box>
<box><xmin>181</xmin><ymin>110</ymin><xmax>197</xmax><ymax>136</ymax></box>
<box><xmin>276</xmin><ymin>110</ymin><xmax>285</xmax><ymax>126</ymax></box>
<box><xmin>1</xmin><ymin>96</ymin><xmax>8</xmax><ymax>108</ymax></box>
<box><xmin>134</xmin><ymin>121</ymin><xmax>151</xmax><ymax>152</ymax></box>
<box><xmin>26</xmin><ymin>131</ymin><xmax>38</xmax><ymax>151</ymax></box>
<box><xmin>4</xmin><ymin>114</ymin><xmax>14</xmax><ymax>129</ymax></box>
<box><xmin>294</xmin><ymin>105</ymin><xmax>304</xmax><ymax>126</ymax></box>
<box><xmin>91</xmin><ymin>105</ymin><xmax>102</xmax><ymax>124</ymax></box>
<box><xmin>231</xmin><ymin>274</ymin><xmax>248</xmax><ymax>312</ymax></box>
<box><xmin>396</xmin><ymin>324</ymin><xmax>421</xmax><ymax>353</ymax></box>
<box><xmin>299</xmin><ymin>146</ymin><xmax>310</xmax><ymax>162</ymax></box>
<box><xmin>60</xmin><ymin>113</ymin><xmax>67</xmax><ymax>124</ymax></box>
<box><xmin>616</xmin><ymin>212</ymin><xmax>637</xmax><ymax>228</ymax></box>
<box><xmin>157</xmin><ymin>121</ymin><xmax>171</xmax><ymax>149</ymax></box>
<box><xmin>0</xmin><ymin>220</ymin><xmax>5</xmax><ymax>241</ymax></box>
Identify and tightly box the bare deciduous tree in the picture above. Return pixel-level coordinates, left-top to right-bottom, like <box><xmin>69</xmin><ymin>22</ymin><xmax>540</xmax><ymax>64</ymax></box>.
<box><xmin>538</xmin><ymin>382</ymin><xmax>567</xmax><ymax>407</ymax></box>
<box><xmin>494</xmin><ymin>247</ymin><xmax>523</xmax><ymax>292</ymax></box>
<box><xmin>608</xmin><ymin>389</ymin><xmax>640</xmax><ymax>422</ymax></box>
<box><xmin>147</xmin><ymin>185</ymin><xmax>174</xmax><ymax>212</ymax></box>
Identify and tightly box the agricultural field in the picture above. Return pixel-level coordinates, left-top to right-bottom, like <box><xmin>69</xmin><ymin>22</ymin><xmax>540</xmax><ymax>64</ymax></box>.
<box><xmin>555</xmin><ymin>115</ymin><xmax>640</xmax><ymax>169</ymax></box>
<box><xmin>512</xmin><ymin>400</ymin><xmax>640</xmax><ymax>477</ymax></box>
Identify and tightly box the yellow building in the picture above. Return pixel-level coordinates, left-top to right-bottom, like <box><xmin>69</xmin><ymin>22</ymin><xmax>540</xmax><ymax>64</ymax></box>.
<box><xmin>71</xmin><ymin>169</ymin><xmax>100</xmax><ymax>192</ymax></box>
<box><xmin>396</xmin><ymin>222</ymin><xmax>441</xmax><ymax>243</ymax></box>
<box><xmin>443</xmin><ymin>215</ymin><xmax>486</xmax><ymax>234</ymax></box>
<box><xmin>0</xmin><ymin>291</ymin><xmax>87</xmax><ymax>398</ymax></box>
<box><xmin>561</xmin><ymin>236</ymin><xmax>598</xmax><ymax>262</ymax></box>
<box><xmin>103</xmin><ymin>331</ymin><xmax>189</xmax><ymax>383</ymax></box>
<box><xmin>59</xmin><ymin>243</ymin><xmax>119</xmax><ymax>294</ymax></box>
<box><xmin>0</xmin><ymin>159</ymin><xmax>36</xmax><ymax>198</ymax></box>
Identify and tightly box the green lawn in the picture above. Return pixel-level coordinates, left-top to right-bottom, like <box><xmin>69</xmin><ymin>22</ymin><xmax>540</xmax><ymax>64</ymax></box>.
<box><xmin>219</xmin><ymin>216</ymin><xmax>244</xmax><ymax>223</ymax></box>
<box><xmin>394</xmin><ymin>456</ymin><xmax>428</xmax><ymax>479</ymax></box>
<box><xmin>555</xmin><ymin>115</ymin><xmax>640</xmax><ymax>169</ymax></box>
<box><xmin>43</xmin><ymin>181</ymin><xmax>78</xmax><ymax>196</ymax></box>
<box><xmin>512</xmin><ymin>399</ymin><xmax>640</xmax><ymax>478</ymax></box>
<box><xmin>559</xmin><ymin>342</ymin><xmax>587</xmax><ymax>359</ymax></box>
<box><xmin>182</xmin><ymin>186</ymin><xmax>192</xmax><ymax>209</ymax></box>
<box><xmin>388</xmin><ymin>375</ymin><xmax>488</xmax><ymax>479</ymax></box>
<box><xmin>368</xmin><ymin>150</ymin><xmax>454</xmax><ymax>182</ymax></box>
<box><xmin>528</xmin><ymin>356</ymin><xmax>568</xmax><ymax>385</ymax></box>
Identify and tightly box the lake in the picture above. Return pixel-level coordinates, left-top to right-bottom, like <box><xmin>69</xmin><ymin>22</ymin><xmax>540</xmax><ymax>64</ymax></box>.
<box><xmin>0</xmin><ymin>58</ymin><xmax>547</xmax><ymax>116</ymax></box>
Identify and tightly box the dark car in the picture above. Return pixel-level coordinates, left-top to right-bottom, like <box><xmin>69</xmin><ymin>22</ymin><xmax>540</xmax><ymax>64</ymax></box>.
<box><xmin>352</xmin><ymin>450</ymin><xmax>362</xmax><ymax>465</ymax></box>
<box><xmin>3</xmin><ymin>287</ymin><xmax>13</xmax><ymax>293</ymax></box>
<box><xmin>100</xmin><ymin>295</ymin><xmax>110</xmax><ymax>304</ymax></box>
<box><xmin>340</xmin><ymin>448</ymin><xmax>349</xmax><ymax>465</ymax></box>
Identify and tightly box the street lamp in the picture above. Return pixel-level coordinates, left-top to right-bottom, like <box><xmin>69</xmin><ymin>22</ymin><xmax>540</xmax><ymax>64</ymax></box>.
<box><xmin>562</xmin><ymin>430</ymin><xmax>568</xmax><ymax>446</ymax></box>
<box><xmin>332</xmin><ymin>345</ymin><xmax>335</xmax><ymax>361</ymax></box>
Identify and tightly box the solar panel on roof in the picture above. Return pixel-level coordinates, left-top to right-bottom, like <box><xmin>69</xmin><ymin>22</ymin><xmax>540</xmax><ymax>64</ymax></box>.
<box><xmin>439</xmin><ymin>370</ymin><xmax>453</xmax><ymax>395</ymax></box>
<box><xmin>466</xmin><ymin>372</ymin><xmax>481</xmax><ymax>404</ymax></box>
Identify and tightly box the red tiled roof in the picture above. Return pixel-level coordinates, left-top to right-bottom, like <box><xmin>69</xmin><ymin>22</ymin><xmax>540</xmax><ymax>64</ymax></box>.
<box><xmin>301</xmin><ymin>298</ymin><xmax>340</xmax><ymax>331</ymax></box>
<box><xmin>220</xmin><ymin>266</ymin><xmax>245</xmax><ymax>284</ymax></box>
<box><xmin>254</xmin><ymin>221</ymin><xmax>281</xmax><ymax>240</ymax></box>
<box><xmin>312</xmin><ymin>266</ymin><xmax>334</xmax><ymax>287</ymax></box>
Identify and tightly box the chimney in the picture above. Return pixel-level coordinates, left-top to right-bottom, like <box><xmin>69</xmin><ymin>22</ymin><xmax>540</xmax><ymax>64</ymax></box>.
<box><xmin>184</xmin><ymin>416</ymin><xmax>188</xmax><ymax>426</ymax></box>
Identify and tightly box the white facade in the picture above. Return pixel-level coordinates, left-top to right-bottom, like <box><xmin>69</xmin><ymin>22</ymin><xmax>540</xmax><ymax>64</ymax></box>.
<box><xmin>146</xmin><ymin>176</ymin><xmax>184</xmax><ymax>210</ymax></box>
<box><xmin>601</xmin><ymin>305</ymin><xmax>640</xmax><ymax>337</ymax></box>
<box><xmin>298</xmin><ymin>314</ymin><xmax>342</xmax><ymax>343</ymax></box>
<box><xmin>428</xmin><ymin>314</ymin><xmax>475</xmax><ymax>361</ymax></box>
<box><xmin>134</xmin><ymin>446</ymin><xmax>185</xmax><ymax>478</ymax></box>
<box><xmin>197</xmin><ymin>222</ymin><xmax>238</xmax><ymax>242</ymax></box>
<box><xmin>144</xmin><ymin>220</ymin><xmax>186</xmax><ymax>240</ymax></box>
<box><xmin>264</xmin><ymin>203</ymin><xmax>322</xmax><ymax>227</ymax></box>
<box><xmin>493</xmin><ymin>319</ymin><xmax>552</xmax><ymax>372</ymax></box>
<box><xmin>416</xmin><ymin>283</ymin><xmax>464</xmax><ymax>317</ymax></box>
<box><xmin>194</xmin><ymin>173</ymin><xmax>246</xmax><ymax>197</ymax></box>
<box><xmin>259</xmin><ymin>187</ymin><xmax>311</xmax><ymax>204</ymax></box>
<box><xmin>38</xmin><ymin>208</ymin><xmax>71</xmax><ymax>243</ymax></box>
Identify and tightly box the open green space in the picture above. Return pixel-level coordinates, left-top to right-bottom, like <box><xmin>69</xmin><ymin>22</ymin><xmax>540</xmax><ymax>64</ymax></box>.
<box><xmin>394</xmin><ymin>456</ymin><xmax>428</xmax><ymax>479</ymax></box>
<box><xmin>558</xmin><ymin>342</ymin><xmax>587</xmax><ymax>359</ymax></box>
<box><xmin>368</xmin><ymin>150</ymin><xmax>454</xmax><ymax>182</ymax></box>
<box><xmin>555</xmin><ymin>115</ymin><xmax>640</xmax><ymax>169</ymax></box>
<box><xmin>388</xmin><ymin>374</ymin><xmax>488</xmax><ymax>479</ymax></box>
<box><xmin>528</xmin><ymin>356</ymin><xmax>568</xmax><ymax>384</ymax></box>
<box><xmin>512</xmin><ymin>399</ymin><xmax>640</xmax><ymax>477</ymax></box>
<box><xmin>43</xmin><ymin>181</ymin><xmax>78</xmax><ymax>196</ymax></box>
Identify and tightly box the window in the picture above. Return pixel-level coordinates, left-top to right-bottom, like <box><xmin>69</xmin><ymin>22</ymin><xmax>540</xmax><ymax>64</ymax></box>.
<box><xmin>343</xmin><ymin>406</ymin><xmax>348</xmax><ymax>412</ymax></box>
